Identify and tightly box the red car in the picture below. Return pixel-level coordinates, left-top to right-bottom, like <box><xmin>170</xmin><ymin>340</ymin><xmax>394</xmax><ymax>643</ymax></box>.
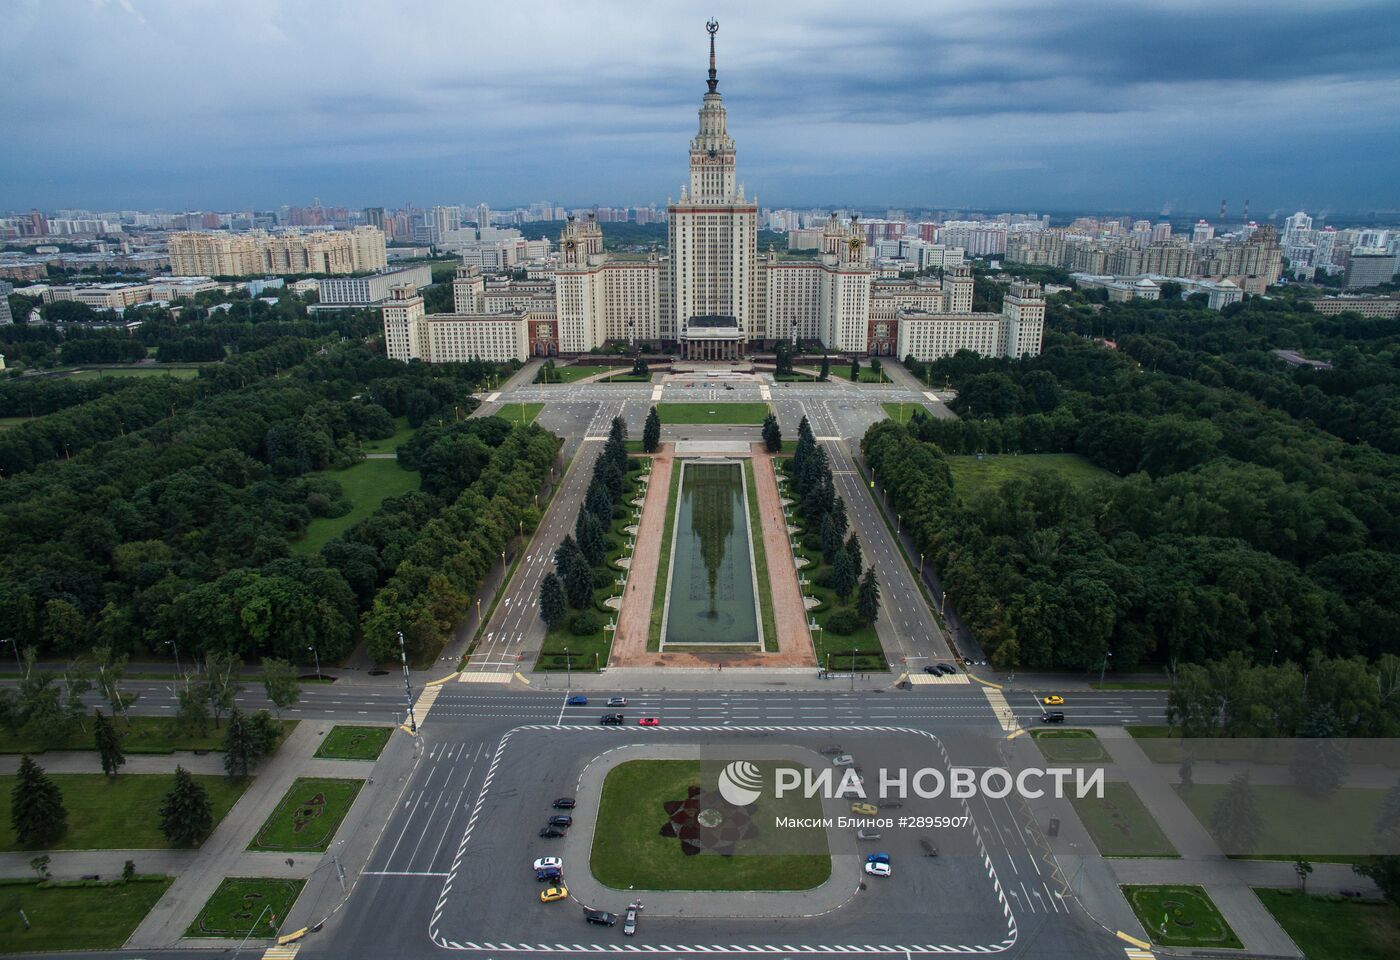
<box><xmin>638</xmin><ymin>717</ymin><xmax>660</xmax><ymax>726</ymax></box>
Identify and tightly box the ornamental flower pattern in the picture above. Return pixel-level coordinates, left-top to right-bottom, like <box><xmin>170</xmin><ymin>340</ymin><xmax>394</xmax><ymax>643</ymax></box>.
<box><xmin>659</xmin><ymin>784</ymin><xmax>759</xmax><ymax>856</ymax></box>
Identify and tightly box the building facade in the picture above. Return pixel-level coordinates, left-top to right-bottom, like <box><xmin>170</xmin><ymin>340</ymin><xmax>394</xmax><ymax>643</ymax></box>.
<box><xmin>383</xmin><ymin>23</ymin><xmax>1043</xmax><ymax>365</ymax></box>
<box><xmin>169</xmin><ymin>227</ymin><xmax>387</xmax><ymax>277</ymax></box>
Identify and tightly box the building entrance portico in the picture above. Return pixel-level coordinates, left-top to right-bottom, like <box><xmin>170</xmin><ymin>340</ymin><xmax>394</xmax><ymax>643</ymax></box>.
<box><xmin>679</xmin><ymin>313</ymin><xmax>745</xmax><ymax>360</ymax></box>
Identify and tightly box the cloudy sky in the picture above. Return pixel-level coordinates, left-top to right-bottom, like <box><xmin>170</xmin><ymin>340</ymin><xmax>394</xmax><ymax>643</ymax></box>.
<box><xmin>3</xmin><ymin>0</ymin><xmax>1399</xmax><ymax>217</ymax></box>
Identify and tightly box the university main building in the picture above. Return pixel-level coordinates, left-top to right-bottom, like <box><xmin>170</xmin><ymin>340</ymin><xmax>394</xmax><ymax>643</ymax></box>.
<box><xmin>384</xmin><ymin>23</ymin><xmax>1045</xmax><ymax>365</ymax></box>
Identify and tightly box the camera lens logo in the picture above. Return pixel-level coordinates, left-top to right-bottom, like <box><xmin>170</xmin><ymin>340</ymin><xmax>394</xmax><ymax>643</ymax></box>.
<box><xmin>717</xmin><ymin>760</ymin><xmax>764</xmax><ymax>806</ymax></box>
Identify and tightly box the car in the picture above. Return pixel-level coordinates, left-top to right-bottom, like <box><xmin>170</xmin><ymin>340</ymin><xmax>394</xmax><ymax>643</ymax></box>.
<box><xmin>1041</xmin><ymin>711</ymin><xmax>1066</xmax><ymax>724</ymax></box>
<box><xmin>819</xmin><ymin>745</ymin><xmax>843</xmax><ymax>756</ymax></box>
<box><xmin>552</xmin><ymin>798</ymin><xmax>576</xmax><ymax>810</ymax></box>
<box><xmin>607</xmin><ymin>697</ymin><xmax>628</xmax><ymax>706</ymax></box>
<box><xmin>584</xmin><ymin>909</ymin><xmax>618</xmax><ymax>926</ymax></box>
<box><xmin>533</xmin><ymin>857</ymin><xmax>562</xmax><ymax>871</ymax></box>
<box><xmin>536</xmin><ymin>866</ymin><xmax>562</xmax><ymax>882</ymax></box>
<box><xmin>938</xmin><ymin>662</ymin><xmax>958</xmax><ymax>675</ymax></box>
<box><xmin>855</xmin><ymin>828</ymin><xmax>882</xmax><ymax>841</ymax></box>
<box><xmin>724</xmin><ymin>384</ymin><xmax>734</xmax><ymax>390</ymax></box>
<box><xmin>623</xmin><ymin>900</ymin><xmax>642</xmax><ymax>936</ymax></box>
<box><xmin>567</xmin><ymin>695</ymin><xmax>588</xmax><ymax>706</ymax></box>
<box><xmin>1042</xmin><ymin>695</ymin><xmax>1065</xmax><ymax>706</ymax></box>
<box><xmin>638</xmin><ymin>717</ymin><xmax>660</xmax><ymax>726</ymax></box>
<box><xmin>600</xmin><ymin>713</ymin><xmax>624</xmax><ymax>725</ymax></box>
<box><xmin>866</xmin><ymin>852</ymin><xmax>891</xmax><ymax>864</ymax></box>
<box><xmin>877</xmin><ymin>801</ymin><xmax>903</xmax><ymax>809</ymax></box>
<box><xmin>864</xmin><ymin>861</ymin><xmax>891</xmax><ymax>877</ymax></box>
<box><xmin>539</xmin><ymin>826</ymin><xmax>566</xmax><ymax>838</ymax></box>
<box><xmin>832</xmin><ymin>754</ymin><xmax>855</xmax><ymax>767</ymax></box>
<box><xmin>919</xmin><ymin>837</ymin><xmax>939</xmax><ymax>857</ymax></box>
<box><xmin>540</xmin><ymin>884</ymin><xmax>569</xmax><ymax>903</ymax></box>
<box><xmin>922</xmin><ymin>665</ymin><xmax>939</xmax><ymax>674</ymax></box>
<box><xmin>549</xmin><ymin>815</ymin><xmax>573</xmax><ymax>827</ymax></box>
<box><xmin>850</xmin><ymin>802</ymin><xmax>879</xmax><ymax>816</ymax></box>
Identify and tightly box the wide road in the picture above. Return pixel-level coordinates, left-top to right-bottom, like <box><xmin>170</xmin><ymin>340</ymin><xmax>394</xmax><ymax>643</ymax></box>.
<box><xmin>299</xmin><ymin>688</ymin><xmax>1146</xmax><ymax>960</ymax></box>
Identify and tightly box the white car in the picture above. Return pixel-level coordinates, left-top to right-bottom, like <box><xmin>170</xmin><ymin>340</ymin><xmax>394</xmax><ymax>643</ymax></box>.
<box><xmin>864</xmin><ymin>861</ymin><xmax>891</xmax><ymax>877</ymax></box>
<box><xmin>607</xmin><ymin>697</ymin><xmax>628</xmax><ymax>707</ymax></box>
<box><xmin>832</xmin><ymin>754</ymin><xmax>855</xmax><ymax>767</ymax></box>
<box><xmin>533</xmin><ymin>857</ymin><xmax>562</xmax><ymax>871</ymax></box>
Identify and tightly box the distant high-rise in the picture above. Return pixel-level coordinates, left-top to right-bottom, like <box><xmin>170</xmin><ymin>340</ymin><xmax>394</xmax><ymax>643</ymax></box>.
<box><xmin>476</xmin><ymin>203</ymin><xmax>491</xmax><ymax>230</ymax></box>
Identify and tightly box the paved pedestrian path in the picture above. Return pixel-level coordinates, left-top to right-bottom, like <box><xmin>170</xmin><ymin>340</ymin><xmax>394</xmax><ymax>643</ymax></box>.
<box><xmin>125</xmin><ymin>722</ymin><xmax>377</xmax><ymax>949</ymax></box>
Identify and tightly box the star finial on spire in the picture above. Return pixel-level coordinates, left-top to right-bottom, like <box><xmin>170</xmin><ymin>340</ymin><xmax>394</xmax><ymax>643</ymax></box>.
<box><xmin>706</xmin><ymin>20</ymin><xmax>719</xmax><ymax>93</ymax></box>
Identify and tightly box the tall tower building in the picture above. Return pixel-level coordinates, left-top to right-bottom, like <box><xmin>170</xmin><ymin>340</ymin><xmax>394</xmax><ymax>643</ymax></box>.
<box><xmin>668</xmin><ymin>20</ymin><xmax>758</xmax><ymax>356</ymax></box>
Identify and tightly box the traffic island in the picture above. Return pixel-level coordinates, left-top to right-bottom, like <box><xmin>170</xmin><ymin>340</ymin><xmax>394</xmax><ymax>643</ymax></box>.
<box><xmin>1122</xmin><ymin>883</ymin><xmax>1242</xmax><ymax>949</ymax></box>
<box><xmin>185</xmin><ymin>877</ymin><xmax>305</xmax><ymax>939</ymax></box>
<box><xmin>590</xmin><ymin>758</ymin><xmax>831</xmax><ymax>891</ymax></box>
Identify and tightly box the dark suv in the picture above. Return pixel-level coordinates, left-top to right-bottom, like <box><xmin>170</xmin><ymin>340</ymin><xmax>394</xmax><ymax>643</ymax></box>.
<box><xmin>553</xmin><ymin>797</ymin><xmax>576</xmax><ymax>809</ymax></box>
<box><xmin>600</xmin><ymin>713</ymin><xmax>624</xmax><ymax>725</ymax></box>
<box><xmin>549</xmin><ymin>815</ymin><xmax>573</xmax><ymax>827</ymax></box>
<box><xmin>1041</xmin><ymin>711</ymin><xmax>1066</xmax><ymax>724</ymax></box>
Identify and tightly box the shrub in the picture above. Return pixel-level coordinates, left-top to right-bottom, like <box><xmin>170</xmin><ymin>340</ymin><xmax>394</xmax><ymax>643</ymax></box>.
<box><xmin>825</xmin><ymin>608</ymin><xmax>863</xmax><ymax>636</ymax></box>
<box><xmin>570</xmin><ymin>611</ymin><xmax>601</xmax><ymax>636</ymax></box>
<box><xmin>592</xmin><ymin>568</ymin><xmax>614</xmax><ymax>589</ymax></box>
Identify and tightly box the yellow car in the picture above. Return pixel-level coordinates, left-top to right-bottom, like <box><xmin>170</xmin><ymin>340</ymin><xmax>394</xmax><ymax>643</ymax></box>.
<box><xmin>1042</xmin><ymin>695</ymin><xmax>1065</xmax><ymax>706</ymax></box>
<box><xmin>540</xmin><ymin>885</ymin><xmax>569</xmax><ymax>903</ymax></box>
<box><xmin>850</xmin><ymin>802</ymin><xmax>879</xmax><ymax>816</ymax></box>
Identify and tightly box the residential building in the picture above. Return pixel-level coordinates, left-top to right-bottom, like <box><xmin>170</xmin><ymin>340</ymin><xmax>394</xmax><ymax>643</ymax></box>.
<box><xmin>168</xmin><ymin>227</ymin><xmax>386</xmax><ymax>277</ymax></box>
<box><xmin>315</xmin><ymin>264</ymin><xmax>434</xmax><ymax>307</ymax></box>
<box><xmin>1346</xmin><ymin>252</ymin><xmax>1399</xmax><ymax>289</ymax></box>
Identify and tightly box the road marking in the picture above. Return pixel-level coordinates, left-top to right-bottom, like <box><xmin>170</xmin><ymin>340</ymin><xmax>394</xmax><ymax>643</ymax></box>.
<box><xmin>261</xmin><ymin>947</ymin><xmax>300</xmax><ymax>960</ymax></box>
<box><xmin>457</xmin><ymin>671</ymin><xmax>512</xmax><ymax>684</ymax></box>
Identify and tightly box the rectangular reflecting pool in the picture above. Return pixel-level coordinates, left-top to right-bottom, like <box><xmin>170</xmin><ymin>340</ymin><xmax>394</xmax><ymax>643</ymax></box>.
<box><xmin>661</xmin><ymin>460</ymin><xmax>762</xmax><ymax>647</ymax></box>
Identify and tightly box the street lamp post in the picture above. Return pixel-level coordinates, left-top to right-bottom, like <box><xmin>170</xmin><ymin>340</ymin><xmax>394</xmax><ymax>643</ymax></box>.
<box><xmin>1099</xmin><ymin>650</ymin><xmax>1113</xmax><ymax>688</ymax></box>
<box><xmin>564</xmin><ymin>646</ymin><xmax>571</xmax><ymax>689</ymax></box>
<box><xmin>308</xmin><ymin>645</ymin><xmax>322</xmax><ymax>682</ymax></box>
<box><xmin>396</xmin><ymin>631</ymin><xmax>416</xmax><ymax>735</ymax></box>
<box><xmin>165</xmin><ymin>639</ymin><xmax>182</xmax><ymax>678</ymax></box>
<box><xmin>1</xmin><ymin>638</ymin><xmax>21</xmax><ymax>675</ymax></box>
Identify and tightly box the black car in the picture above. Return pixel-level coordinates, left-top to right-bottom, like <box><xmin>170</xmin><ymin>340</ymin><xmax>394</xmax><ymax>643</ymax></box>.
<box><xmin>584</xmin><ymin>909</ymin><xmax>618</xmax><ymax>926</ymax></box>
<box><xmin>600</xmin><ymin>713</ymin><xmax>624</xmax><ymax>725</ymax></box>
<box><xmin>938</xmin><ymin>662</ymin><xmax>958</xmax><ymax>675</ymax></box>
<box><xmin>919</xmin><ymin>837</ymin><xmax>939</xmax><ymax>857</ymax></box>
<box><xmin>922</xmin><ymin>665</ymin><xmax>939</xmax><ymax>675</ymax></box>
<box><xmin>1041</xmin><ymin>711</ymin><xmax>1066</xmax><ymax>724</ymax></box>
<box><xmin>553</xmin><ymin>797</ymin><xmax>576</xmax><ymax>809</ymax></box>
<box><xmin>539</xmin><ymin>826</ymin><xmax>566</xmax><ymax>838</ymax></box>
<box><xmin>549</xmin><ymin>815</ymin><xmax>573</xmax><ymax>827</ymax></box>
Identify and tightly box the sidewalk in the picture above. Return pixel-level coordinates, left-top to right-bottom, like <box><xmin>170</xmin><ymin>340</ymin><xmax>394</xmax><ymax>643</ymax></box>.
<box><xmin>125</xmin><ymin>721</ymin><xmax>378</xmax><ymax>948</ymax></box>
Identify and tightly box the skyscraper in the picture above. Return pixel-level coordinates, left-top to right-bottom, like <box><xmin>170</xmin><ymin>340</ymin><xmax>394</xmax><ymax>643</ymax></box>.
<box><xmin>667</xmin><ymin>20</ymin><xmax>759</xmax><ymax>354</ymax></box>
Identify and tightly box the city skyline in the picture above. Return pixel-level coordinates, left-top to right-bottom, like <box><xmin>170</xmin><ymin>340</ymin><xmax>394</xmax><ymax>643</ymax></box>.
<box><xmin>3</xmin><ymin>0</ymin><xmax>1400</xmax><ymax>214</ymax></box>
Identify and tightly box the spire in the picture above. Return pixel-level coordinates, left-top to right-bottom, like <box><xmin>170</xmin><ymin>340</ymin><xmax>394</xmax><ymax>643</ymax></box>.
<box><xmin>706</xmin><ymin>19</ymin><xmax>719</xmax><ymax>93</ymax></box>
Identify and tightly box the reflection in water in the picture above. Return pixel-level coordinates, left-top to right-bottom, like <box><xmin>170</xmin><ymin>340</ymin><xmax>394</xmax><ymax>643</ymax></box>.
<box><xmin>688</xmin><ymin>464</ymin><xmax>735</xmax><ymax>617</ymax></box>
<box><xmin>663</xmin><ymin>461</ymin><xmax>759</xmax><ymax>646</ymax></box>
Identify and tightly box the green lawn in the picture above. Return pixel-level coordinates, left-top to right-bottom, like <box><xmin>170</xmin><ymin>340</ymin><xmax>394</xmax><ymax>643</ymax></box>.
<box><xmin>1031</xmin><ymin>728</ymin><xmax>1110</xmax><ymax>763</ymax></box>
<box><xmin>495</xmin><ymin>401</ymin><xmax>544</xmax><ymax>425</ymax></box>
<box><xmin>0</xmin><ymin>876</ymin><xmax>173</xmax><ymax>953</ymax></box>
<box><xmin>946</xmin><ymin>453</ymin><xmax>1115</xmax><ymax>498</ymax></box>
<box><xmin>647</xmin><ymin>464</ymin><xmax>685</xmax><ymax>651</ymax></box>
<box><xmin>0</xmin><ymin>417</ymin><xmax>33</xmax><ymax>431</ymax></box>
<box><xmin>1122</xmin><ymin>884</ymin><xmax>1242</xmax><ymax>949</ymax></box>
<box><xmin>655</xmin><ymin>402</ymin><xmax>770</xmax><ymax>425</ymax></box>
<box><xmin>743</xmin><ymin>461</ymin><xmax>779</xmax><ymax>653</ymax></box>
<box><xmin>185</xmin><ymin>877</ymin><xmax>305</xmax><ymax>938</ymax></box>
<box><xmin>0</xmin><ymin>773</ymin><xmax>248</xmax><ymax>850</ymax></box>
<box><xmin>537</xmin><ymin>365</ymin><xmax>625</xmax><ymax>384</ymax></box>
<box><xmin>590</xmin><ymin>760</ymin><xmax>830</xmax><ymax>890</ymax></box>
<box><xmin>69</xmin><ymin>366</ymin><xmax>203</xmax><ymax>379</ymax></box>
<box><xmin>1175</xmin><ymin>783</ymin><xmax>1386</xmax><ymax>861</ymax></box>
<box><xmin>0</xmin><ymin>715</ymin><xmax>296</xmax><ymax>755</ymax></box>
<box><xmin>358</xmin><ymin>416</ymin><xmax>413</xmax><ymax>454</ymax></box>
<box><xmin>314</xmin><ymin>725</ymin><xmax>390</xmax><ymax>761</ymax></box>
<box><xmin>291</xmin><ymin>457</ymin><xmax>420</xmax><ymax>555</ymax></box>
<box><xmin>1255</xmin><ymin>888</ymin><xmax>1400</xmax><ymax>960</ymax></box>
<box><xmin>828</xmin><ymin>366</ymin><xmax>890</xmax><ymax>383</ymax></box>
<box><xmin>249</xmin><ymin>778</ymin><xmax>364</xmax><ymax>852</ymax></box>
<box><xmin>1070</xmin><ymin>783</ymin><xmax>1179</xmax><ymax>858</ymax></box>
<box><xmin>881</xmin><ymin>402</ymin><xmax>932</xmax><ymax>425</ymax></box>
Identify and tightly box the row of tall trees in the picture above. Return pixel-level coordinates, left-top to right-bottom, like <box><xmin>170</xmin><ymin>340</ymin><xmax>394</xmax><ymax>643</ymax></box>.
<box><xmin>361</xmin><ymin>421</ymin><xmax>558</xmax><ymax>663</ymax></box>
<box><xmin>0</xmin><ymin>342</ymin><xmax>514</xmax><ymax>663</ymax></box>
<box><xmin>863</xmin><ymin>318</ymin><xmax>1400</xmax><ymax>671</ymax></box>
<box><xmin>790</xmin><ymin>417</ymin><xmax>879</xmax><ymax>635</ymax></box>
<box><xmin>540</xmin><ymin>417</ymin><xmax>630</xmax><ymax>636</ymax></box>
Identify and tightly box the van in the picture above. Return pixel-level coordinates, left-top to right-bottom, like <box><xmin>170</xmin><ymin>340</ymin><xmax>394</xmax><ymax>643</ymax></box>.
<box><xmin>1041</xmin><ymin>711</ymin><xmax>1065</xmax><ymax>724</ymax></box>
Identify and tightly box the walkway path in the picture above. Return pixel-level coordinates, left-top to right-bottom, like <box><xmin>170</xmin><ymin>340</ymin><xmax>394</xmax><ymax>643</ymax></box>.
<box><xmin>609</xmin><ymin>448</ymin><xmax>672</xmax><ymax>665</ymax></box>
<box><xmin>750</xmin><ymin>445</ymin><xmax>817</xmax><ymax>666</ymax></box>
